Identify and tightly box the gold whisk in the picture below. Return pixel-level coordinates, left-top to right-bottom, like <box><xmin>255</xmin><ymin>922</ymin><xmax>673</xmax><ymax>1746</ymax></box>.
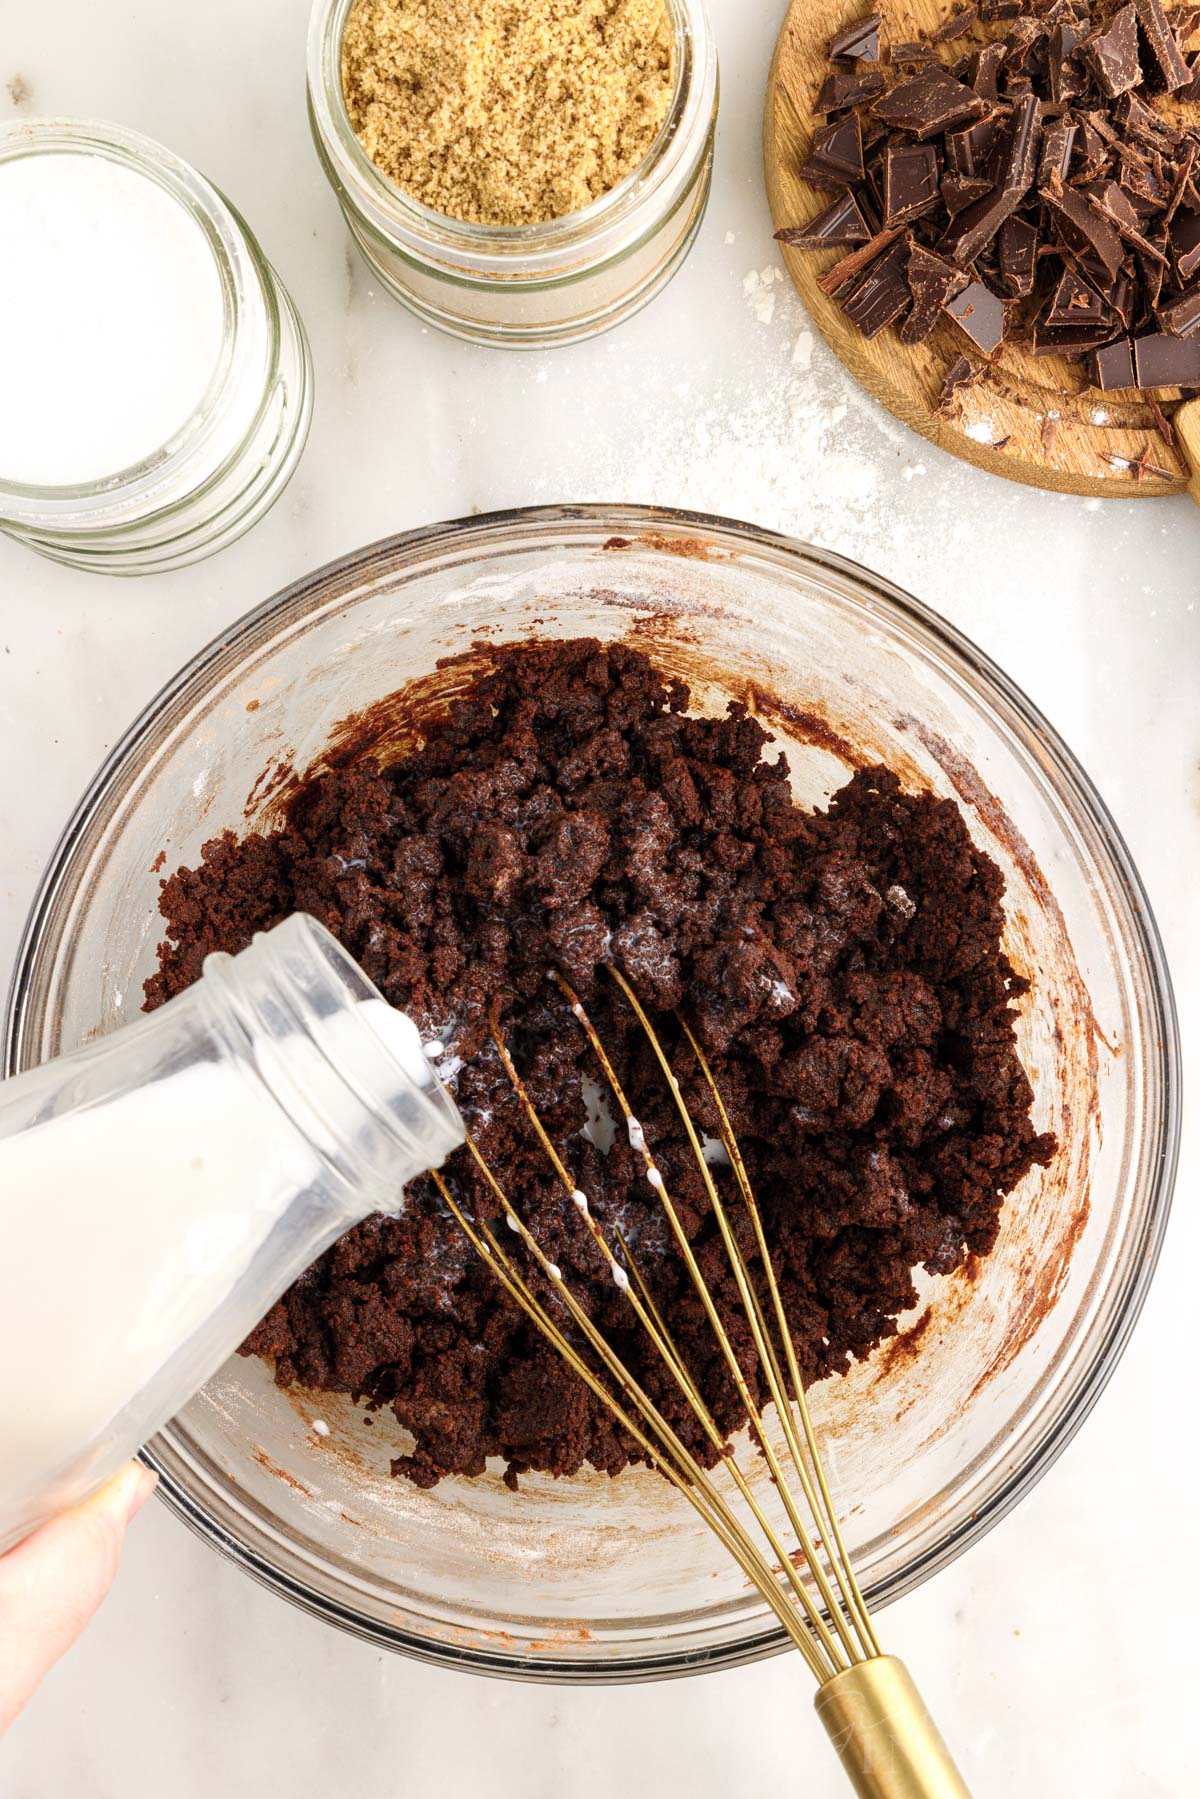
<box><xmin>432</xmin><ymin>966</ymin><xmax>972</xmax><ymax>1799</ymax></box>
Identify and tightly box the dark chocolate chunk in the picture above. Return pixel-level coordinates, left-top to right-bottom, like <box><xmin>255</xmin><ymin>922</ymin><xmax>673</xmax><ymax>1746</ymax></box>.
<box><xmin>816</xmin><ymin>66</ymin><xmax>888</xmax><ymax>112</ymax></box>
<box><xmin>1033</xmin><ymin>320</ymin><xmax>1120</xmax><ymax>354</ymax></box>
<box><xmin>999</xmin><ymin>214</ymin><xmax>1040</xmax><ymax>294</ymax></box>
<box><xmin>937</xmin><ymin>352</ymin><xmax>981</xmax><ymax>410</ymax></box>
<box><xmin>971</xmin><ymin>41</ymin><xmax>1009</xmax><ymax>101</ymax></box>
<box><xmin>815</xmin><ymin>226</ymin><xmax>905</xmax><ymax>296</ymax></box>
<box><xmin>944</xmin><ymin>116</ymin><xmax>1000</xmax><ymax>178</ymax></box>
<box><xmin>800</xmin><ymin>113</ymin><xmax>865</xmax><ymax>189</ymax></box>
<box><xmin>1173</xmin><ymin>209</ymin><xmax>1200</xmax><ymax>280</ymax></box>
<box><xmin>842</xmin><ymin>238</ymin><xmax>913</xmax><ymax>336</ymax></box>
<box><xmin>943</xmin><ymin>184</ymin><xmax>1024</xmax><ymax>261</ymax></box>
<box><xmin>1156</xmin><ymin>285</ymin><xmax>1200</xmax><ymax>334</ymax></box>
<box><xmin>889</xmin><ymin>40</ymin><xmax>936</xmax><ymax>67</ymax></box>
<box><xmin>900</xmin><ymin>242</ymin><xmax>970</xmax><ymax>342</ymax></box>
<box><xmin>872</xmin><ymin>67</ymin><xmax>988</xmax><ymax>140</ymax></box>
<box><xmin>1089</xmin><ymin>336</ymin><xmax>1137</xmax><ymax>386</ymax></box>
<box><xmin>1134</xmin><ymin>0</ymin><xmax>1192</xmax><ymax>89</ymax></box>
<box><xmin>979</xmin><ymin>0</ymin><xmax>1024</xmax><ymax>18</ymax></box>
<box><xmin>883</xmin><ymin>142</ymin><xmax>943</xmax><ymax>224</ymax></box>
<box><xmin>1001</xmin><ymin>93</ymin><xmax>1044</xmax><ymax>190</ymax></box>
<box><xmin>1134</xmin><ymin>328</ymin><xmax>1200</xmax><ymax>381</ymax></box>
<box><xmin>943</xmin><ymin>172</ymin><xmax>995</xmax><ymax>213</ymax></box>
<box><xmin>1082</xmin><ymin>6</ymin><xmax>1142</xmax><ymax>96</ymax></box>
<box><xmin>829</xmin><ymin>12</ymin><xmax>883</xmax><ymax>61</ymax></box>
<box><xmin>1046</xmin><ymin>267</ymin><xmax>1111</xmax><ymax>327</ymax></box>
<box><xmin>1049</xmin><ymin>18</ymin><xmax>1089</xmax><ymax>104</ymax></box>
<box><xmin>1045</xmin><ymin>183</ymin><xmax>1127</xmax><ymax>276</ymax></box>
<box><xmin>1086</xmin><ymin>179</ymin><xmax>1172</xmax><ymax>260</ymax></box>
<box><xmin>1039</xmin><ymin>118</ymin><xmax>1078</xmax><ymax>185</ymax></box>
<box><xmin>945</xmin><ymin>278</ymin><xmax>1009</xmax><ymax>352</ymax></box>
<box><xmin>928</xmin><ymin>4</ymin><xmax>978</xmax><ymax>42</ymax></box>
<box><xmin>776</xmin><ymin>191</ymin><xmax>873</xmax><ymax>250</ymax></box>
<box><xmin>1072</xmin><ymin>116</ymin><xmax>1111</xmax><ymax>180</ymax></box>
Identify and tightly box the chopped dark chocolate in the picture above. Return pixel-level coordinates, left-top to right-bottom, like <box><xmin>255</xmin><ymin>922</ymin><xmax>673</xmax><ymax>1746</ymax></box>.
<box><xmin>1040</xmin><ymin>119</ymin><xmax>1079</xmax><ymax>188</ymax></box>
<box><xmin>777</xmin><ymin>0</ymin><xmax>1200</xmax><ymax>407</ymax></box>
<box><xmin>829</xmin><ymin>12</ymin><xmax>883</xmax><ymax>62</ymax></box>
<box><xmin>900</xmin><ymin>242</ymin><xmax>971</xmax><ymax>341</ymax></box>
<box><xmin>1089</xmin><ymin>335</ymin><xmax>1137</xmax><ymax>385</ymax></box>
<box><xmin>1156</xmin><ymin>285</ymin><xmax>1200</xmax><ymax>334</ymax></box>
<box><xmin>815</xmin><ymin>226</ymin><xmax>905</xmax><ymax>297</ymax></box>
<box><xmin>971</xmin><ymin>40</ymin><xmax>1010</xmax><ymax>101</ymax></box>
<box><xmin>1045</xmin><ymin>266</ymin><xmax>1112</xmax><ymax>327</ymax></box>
<box><xmin>873</xmin><ymin>66</ymin><xmax>988</xmax><ymax>139</ymax></box>
<box><xmin>999</xmin><ymin>214</ymin><xmax>1040</xmax><ymax>294</ymax></box>
<box><xmin>1173</xmin><ymin>208</ymin><xmax>1200</xmax><ymax>280</ymax></box>
<box><xmin>1134</xmin><ymin>0</ymin><xmax>1192</xmax><ymax>89</ymax></box>
<box><xmin>928</xmin><ymin>4</ymin><xmax>979</xmax><ymax>42</ymax></box>
<box><xmin>1049</xmin><ymin>17</ymin><xmax>1089</xmax><ymax>105</ymax></box>
<box><xmin>945</xmin><ymin>278</ymin><xmax>1010</xmax><ymax>351</ymax></box>
<box><xmin>1133</xmin><ymin>326</ymin><xmax>1200</xmax><ymax>381</ymax></box>
<box><xmin>842</xmin><ymin>237</ymin><xmax>913</xmax><ymax>335</ymax></box>
<box><xmin>1082</xmin><ymin>5</ymin><xmax>1142</xmax><ymax>97</ymax></box>
<box><xmin>816</xmin><ymin>66</ymin><xmax>888</xmax><ymax>113</ymax></box>
<box><xmin>776</xmin><ymin>191</ymin><xmax>873</xmax><ymax>251</ymax></box>
<box><xmin>800</xmin><ymin>113</ymin><xmax>866</xmax><ymax>189</ymax></box>
<box><xmin>937</xmin><ymin>351</ymin><xmax>982</xmax><ymax>410</ymax></box>
<box><xmin>943</xmin><ymin>172</ymin><xmax>996</xmax><ymax>212</ymax></box>
<box><xmin>883</xmin><ymin>141</ymin><xmax>943</xmax><ymax>224</ymax></box>
<box><xmin>1044</xmin><ymin>183</ymin><xmax>1127</xmax><ymax>275</ymax></box>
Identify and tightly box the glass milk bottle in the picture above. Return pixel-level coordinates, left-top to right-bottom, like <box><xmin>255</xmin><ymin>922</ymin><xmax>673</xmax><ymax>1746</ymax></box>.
<box><xmin>0</xmin><ymin>914</ymin><xmax>464</xmax><ymax>1551</ymax></box>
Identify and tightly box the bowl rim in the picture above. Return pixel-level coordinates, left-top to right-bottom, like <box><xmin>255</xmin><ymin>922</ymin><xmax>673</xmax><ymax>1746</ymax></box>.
<box><xmin>3</xmin><ymin>502</ymin><xmax>1180</xmax><ymax>1684</ymax></box>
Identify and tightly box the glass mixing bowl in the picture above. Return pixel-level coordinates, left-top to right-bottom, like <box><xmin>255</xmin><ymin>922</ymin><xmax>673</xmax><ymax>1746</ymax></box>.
<box><xmin>4</xmin><ymin>506</ymin><xmax>1177</xmax><ymax>1681</ymax></box>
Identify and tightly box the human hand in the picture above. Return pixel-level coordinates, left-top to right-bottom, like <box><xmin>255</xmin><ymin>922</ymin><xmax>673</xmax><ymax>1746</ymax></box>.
<box><xmin>0</xmin><ymin>1462</ymin><xmax>157</xmax><ymax>1736</ymax></box>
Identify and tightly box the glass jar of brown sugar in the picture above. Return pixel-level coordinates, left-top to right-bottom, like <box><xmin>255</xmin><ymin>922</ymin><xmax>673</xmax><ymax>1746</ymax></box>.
<box><xmin>306</xmin><ymin>0</ymin><xmax>718</xmax><ymax>349</ymax></box>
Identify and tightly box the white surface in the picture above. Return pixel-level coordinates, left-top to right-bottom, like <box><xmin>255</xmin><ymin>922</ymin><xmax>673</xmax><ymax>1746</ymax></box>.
<box><xmin>0</xmin><ymin>2</ymin><xmax>1197</xmax><ymax>1793</ymax></box>
<box><xmin>0</xmin><ymin>147</ymin><xmax>223</xmax><ymax>485</ymax></box>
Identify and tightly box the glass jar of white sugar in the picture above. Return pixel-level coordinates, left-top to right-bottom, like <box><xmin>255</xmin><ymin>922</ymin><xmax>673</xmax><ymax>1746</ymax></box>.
<box><xmin>0</xmin><ymin>913</ymin><xmax>463</xmax><ymax>1552</ymax></box>
<box><xmin>0</xmin><ymin>119</ymin><xmax>313</xmax><ymax>574</ymax></box>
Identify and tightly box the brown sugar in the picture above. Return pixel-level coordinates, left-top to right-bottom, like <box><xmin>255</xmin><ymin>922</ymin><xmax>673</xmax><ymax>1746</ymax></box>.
<box><xmin>341</xmin><ymin>0</ymin><xmax>676</xmax><ymax>227</ymax></box>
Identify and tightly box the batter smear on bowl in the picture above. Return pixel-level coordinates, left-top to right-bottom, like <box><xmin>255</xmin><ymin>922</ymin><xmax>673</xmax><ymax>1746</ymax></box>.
<box><xmin>147</xmin><ymin>639</ymin><xmax>1055</xmax><ymax>1489</ymax></box>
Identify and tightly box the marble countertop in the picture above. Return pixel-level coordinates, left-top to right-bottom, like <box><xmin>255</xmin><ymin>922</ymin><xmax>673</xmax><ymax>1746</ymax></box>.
<box><xmin>2</xmin><ymin>2</ymin><xmax>1198</xmax><ymax>1793</ymax></box>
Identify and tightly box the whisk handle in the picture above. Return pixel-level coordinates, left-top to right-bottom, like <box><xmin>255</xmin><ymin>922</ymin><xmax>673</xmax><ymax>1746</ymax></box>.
<box><xmin>815</xmin><ymin>1656</ymin><xmax>972</xmax><ymax>1799</ymax></box>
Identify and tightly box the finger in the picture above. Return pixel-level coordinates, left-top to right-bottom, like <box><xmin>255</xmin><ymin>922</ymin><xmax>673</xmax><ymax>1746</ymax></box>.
<box><xmin>0</xmin><ymin>1462</ymin><xmax>157</xmax><ymax>1736</ymax></box>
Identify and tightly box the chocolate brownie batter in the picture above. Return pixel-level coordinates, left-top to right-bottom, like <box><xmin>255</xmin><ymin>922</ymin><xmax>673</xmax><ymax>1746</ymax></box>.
<box><xmin>148</xmin><ymin>639</ymin><xmax>1055</xmax><ymax>1488</ymax></box>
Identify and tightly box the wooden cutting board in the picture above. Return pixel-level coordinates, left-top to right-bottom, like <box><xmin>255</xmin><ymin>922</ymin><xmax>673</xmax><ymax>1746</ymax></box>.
<box><xmin>764</xmin><ymin>0</ymin><xmax>1196</xmax><ymax>497</ymax></box>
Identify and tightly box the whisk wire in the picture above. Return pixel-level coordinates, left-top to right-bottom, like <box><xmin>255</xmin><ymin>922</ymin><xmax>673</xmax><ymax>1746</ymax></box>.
<box><xmin>555</xmin><ymin>970</ymin><xmax>863</xmax><ymax>1671</ymax></box>
<box><xmin>479</xmin><ymin>1036</ymin><xmax>845</xmax><ymax>1673</ymax></box>
<box><xmin>680</xmin><ymin>1020</ymin><xmax>882</xmax><ymax>1662</ymax></box>
<box><xmin>431</xmin><ymin>1164</ymin><xmax>830</xmax><ymax>1675</ymax></box>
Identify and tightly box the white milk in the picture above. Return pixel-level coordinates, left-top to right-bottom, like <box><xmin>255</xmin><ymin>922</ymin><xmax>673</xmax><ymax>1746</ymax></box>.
<box><xmin>0</xmin><ymin>998</ymin><xmax>436</xmax><ymax>1526</ymax></box>
<box><xmin>0</xmin><ymin>150</ymin><xmax>225</xmax><ymax>486</ymax></box>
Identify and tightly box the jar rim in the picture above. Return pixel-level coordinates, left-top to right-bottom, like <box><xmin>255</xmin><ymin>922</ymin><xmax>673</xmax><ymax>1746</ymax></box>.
<box><xmin>307</xmin><ymin>0</ymin><xmax>718</xmax><ymax>279</ymax></box>
<box><xmin>0</xmin><ymin>118</ymin><xmax>277</xmax><ymax>529</ymax></box>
